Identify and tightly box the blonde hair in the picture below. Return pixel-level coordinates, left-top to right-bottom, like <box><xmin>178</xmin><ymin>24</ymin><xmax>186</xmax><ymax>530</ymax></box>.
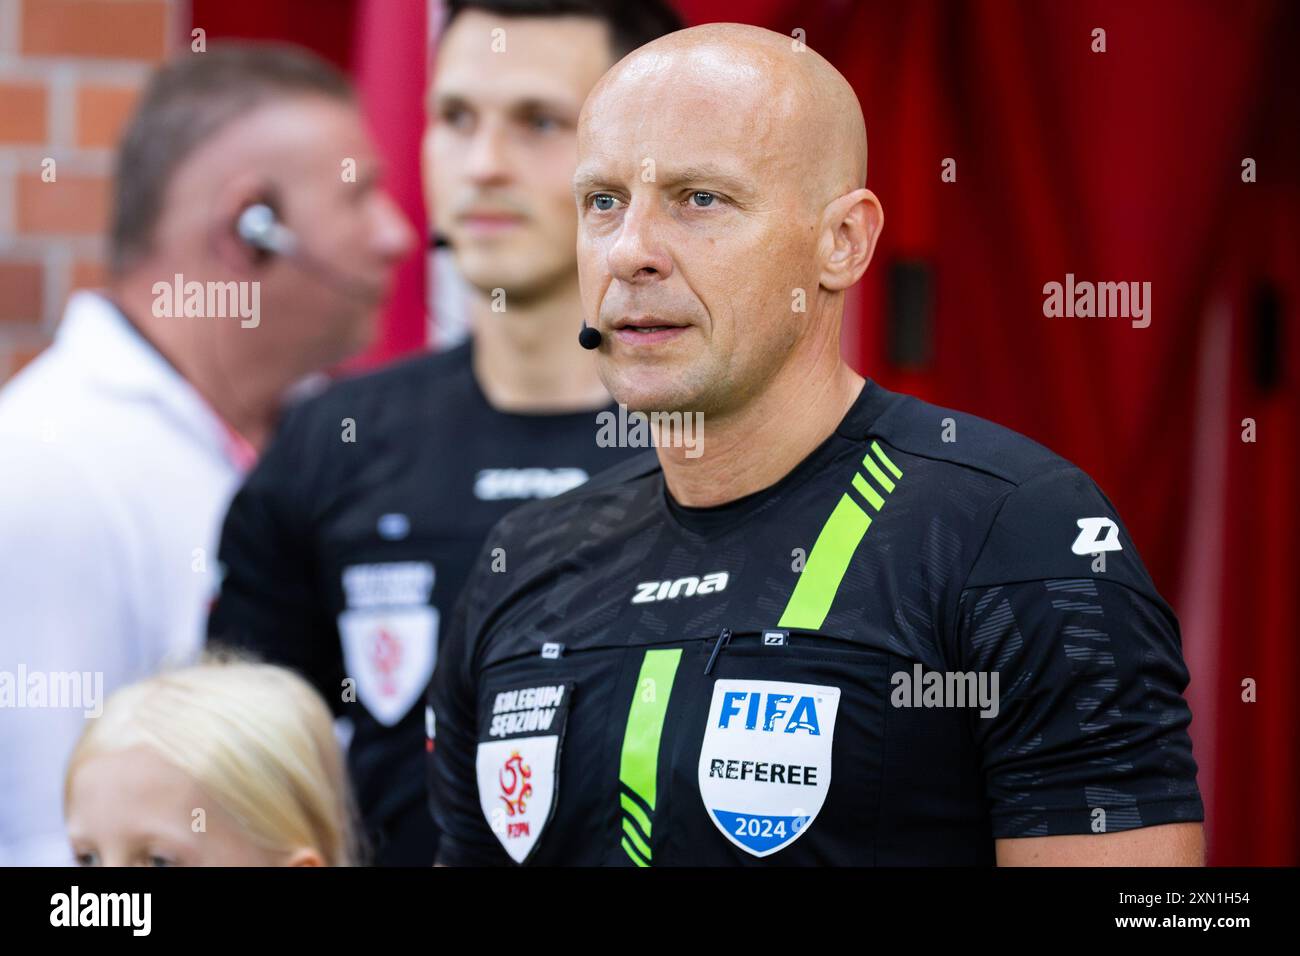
<box><xmin>65</xmin><ymin>654</ymin><xmax>359</xmax><ymax>866</ymax></box>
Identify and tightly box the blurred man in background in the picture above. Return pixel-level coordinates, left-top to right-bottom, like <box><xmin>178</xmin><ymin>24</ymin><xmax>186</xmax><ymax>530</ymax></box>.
<box><xmin>0</xmin><ymin>45</ymin><xmax>413</xmax><ymax>866</ymax></box>
<box><xmin>207</xmin><ymin>0</ymin><xmax>683</xmax><ymax>866</ymax></box>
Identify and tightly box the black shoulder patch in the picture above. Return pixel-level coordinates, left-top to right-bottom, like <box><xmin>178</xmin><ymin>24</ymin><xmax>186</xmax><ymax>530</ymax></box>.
<box><xmin>964</xmin><ymin>466</ymin><xmax>1162</xmax><ymax>600</ymax></box>
<box><xmin>861</xmin><ymin>384</ymin><xmax>1068</xmax><ymax>486</ymax></box>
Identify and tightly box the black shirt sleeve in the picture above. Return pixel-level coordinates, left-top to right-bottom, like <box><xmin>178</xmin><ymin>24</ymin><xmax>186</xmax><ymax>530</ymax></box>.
<box><xmin>427</xmin><ymin>544</ymin><xmax>511</xmax><ymax>866</ymax></box>
<box><xmin>957</xmin><ymin>467</ymin><xmax>1204</xmax><ymax>838</ymax></box>
<box><xmin>206</xmin><ymin>405</ymin><xmax>343</xmax><ymax>710</ymax></box>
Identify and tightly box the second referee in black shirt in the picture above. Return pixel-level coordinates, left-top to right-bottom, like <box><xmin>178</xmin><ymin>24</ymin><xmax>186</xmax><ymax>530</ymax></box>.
<box><xmin>207</xmin><ymin>0</ymin><xmax>683</xmax><ymax>865</ymax></box>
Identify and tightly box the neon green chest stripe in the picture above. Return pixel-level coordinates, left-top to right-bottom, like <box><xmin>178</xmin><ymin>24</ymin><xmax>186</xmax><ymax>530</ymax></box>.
<box><xmin>618</xmin><ymin>647</ymin><xmax>682</xmax><ymax>865</ymax></box>
<box><xmin>777</xmin><ymin>440</ymin><xmax>904</xmax><ymax>630</ymax></box>
<box><xmin>777</xmin><ymin>493</ymin><xmax>873</xmax><ymax>629</ymax></box>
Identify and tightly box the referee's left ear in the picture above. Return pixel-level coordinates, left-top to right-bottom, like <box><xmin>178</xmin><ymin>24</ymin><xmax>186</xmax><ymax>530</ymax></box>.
<box><xmin>818</xmin><ymin>188</ymin><xmax>883</xmax><ymax>292</ymax></box>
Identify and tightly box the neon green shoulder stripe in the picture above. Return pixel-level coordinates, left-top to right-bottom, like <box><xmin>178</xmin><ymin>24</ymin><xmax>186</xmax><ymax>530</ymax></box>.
<box><xmin>778</xmin><ymin>442</ymin><xmax>904</xmax><ymax>630</ymax></box>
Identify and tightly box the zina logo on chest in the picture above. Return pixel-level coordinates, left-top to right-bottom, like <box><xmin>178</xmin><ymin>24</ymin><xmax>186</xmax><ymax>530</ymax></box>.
<box><xmin>631</xmin><ymin>571</ymin><xmax>728</xmax><ymax>604</ymax></box>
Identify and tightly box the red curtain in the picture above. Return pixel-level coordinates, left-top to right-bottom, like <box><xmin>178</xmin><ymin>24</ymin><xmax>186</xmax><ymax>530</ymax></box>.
<box><xmin>349</xmin><ymin>0</ymin><xmax>429</xmax><ymax>362</ymax></box>
<box><xmin>677</xmin><ymin>0</ymin><xmax>1299</xmax><ymax>864</ymax></box>
<box><xmin>191</xmin><ymin>0</ymin><xmax>357</xmax><ymax>69</ymax></box>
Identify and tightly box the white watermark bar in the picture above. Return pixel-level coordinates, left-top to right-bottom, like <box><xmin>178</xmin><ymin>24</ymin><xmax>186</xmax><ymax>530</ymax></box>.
<box><xmin>0</xmin><ymin>666</ymin><xmax>103</xmax><ymax>718</ymax></box>
<box><xmin>890</xmin><ymin>664</ymin><xmax>1000</xmax><ymax>719</ymax></box>
<box><xmin>596</xmin><ymin>404</ymin><xmax>705</xmax><ymax>459</ymax></box>
<box><xmin>1042</xmin><ymin>273</ymin><xmax>1151</xmax><ymax>328</ymax></box>
<box><xmin>151</xmin><ymin>273</ymin><xmax>261</xmax><ymax>328</ymax></box>
<box><xmin>50</xmin><ymin>886</ymin><xmax>151</xmax><ymax>936</ymax></box>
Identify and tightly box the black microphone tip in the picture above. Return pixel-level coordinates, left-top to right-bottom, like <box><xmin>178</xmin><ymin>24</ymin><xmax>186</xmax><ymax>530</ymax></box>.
<box><xmin>578</xmin><ymin>323</ymin><xmax>603</xmax><ymax>350</ymax></box>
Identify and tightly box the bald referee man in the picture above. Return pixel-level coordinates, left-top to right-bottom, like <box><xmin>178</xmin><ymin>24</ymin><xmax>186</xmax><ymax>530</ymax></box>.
<box><xmin>427</xmin><ymin>23</ymin><xmax>1204</xmax><ymax>865</ymax></box>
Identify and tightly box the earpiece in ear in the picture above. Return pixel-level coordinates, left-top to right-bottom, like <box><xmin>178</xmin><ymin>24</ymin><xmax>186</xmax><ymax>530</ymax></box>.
<box><xmin>236</xmin><ymin>202</ymin><xmax>297</xmax><ymax>257</ymax></box>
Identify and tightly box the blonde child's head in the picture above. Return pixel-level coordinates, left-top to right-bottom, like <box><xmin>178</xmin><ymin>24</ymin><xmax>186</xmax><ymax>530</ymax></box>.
<box><xmin>65</xmin><ymin>655</ymin><xmax>358</xmax><ymax>867</ymax></box>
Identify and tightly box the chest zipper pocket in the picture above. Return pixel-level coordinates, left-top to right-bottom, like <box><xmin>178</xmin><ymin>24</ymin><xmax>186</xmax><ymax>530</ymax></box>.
<box><xmin>701</xmin><ymin>627</ymin><xmax>888</xmax><ymax>673</ymax></box>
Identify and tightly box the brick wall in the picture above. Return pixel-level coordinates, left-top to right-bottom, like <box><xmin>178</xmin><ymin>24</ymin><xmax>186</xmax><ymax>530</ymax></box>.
<box><xmin>0</xmin><ymin>0</ymin><xmax>186</xmax><ymax>384</ymax></box>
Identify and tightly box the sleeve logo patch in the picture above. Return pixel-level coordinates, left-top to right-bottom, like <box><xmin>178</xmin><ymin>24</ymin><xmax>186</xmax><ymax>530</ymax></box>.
<box><xmin>476</xmin><ymin>682</ymin><xmax>573</xmax><ymax>864</ymax></box>
<box><xmin>1071</xmin><ymin>516</ymin><xmax>1122</xmax><ymax>555</ymax></box>
<box><xmin>698</xmin><ymin>679</ymin><xmax>840</xmax><ymax>858</ymax></box>
<box><xmin>338</xmin><ymin>561</ymin><xmax>438</xmax><ymax>726</ymax></box>
<box><xmin>338</xmin><ymin>605</ymin><xmax>438</xmax><ymax>726</ymax></box>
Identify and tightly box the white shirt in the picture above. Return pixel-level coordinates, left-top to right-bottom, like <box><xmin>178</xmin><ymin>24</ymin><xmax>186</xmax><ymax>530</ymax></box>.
<box><xmin>0</xmin><ymin>292</ymin><xmax>251</xmax><ymax>865</ymax></box>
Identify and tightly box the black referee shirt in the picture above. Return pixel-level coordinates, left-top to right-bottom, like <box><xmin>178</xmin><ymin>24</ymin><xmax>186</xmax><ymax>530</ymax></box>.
<box><xmin>428</xmin><ymin>378</ymin><xmax>1203</xmax><ymax>865</ymax></box>
<box><xmin>207</xmin><ymin>343</ymin><xmax>640</xmax><ymax>865</ymax></box>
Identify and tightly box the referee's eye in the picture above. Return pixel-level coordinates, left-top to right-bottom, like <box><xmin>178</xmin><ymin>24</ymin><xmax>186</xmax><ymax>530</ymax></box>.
<box><xmin>690</xmin><ymin>191</ymin><xmax>717</xmax><ymax>207</ymax></box>
<box><xmin>591</xmin><ymin>194</ymin><xmax>617</xmax><ymax>212</ymax></box>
